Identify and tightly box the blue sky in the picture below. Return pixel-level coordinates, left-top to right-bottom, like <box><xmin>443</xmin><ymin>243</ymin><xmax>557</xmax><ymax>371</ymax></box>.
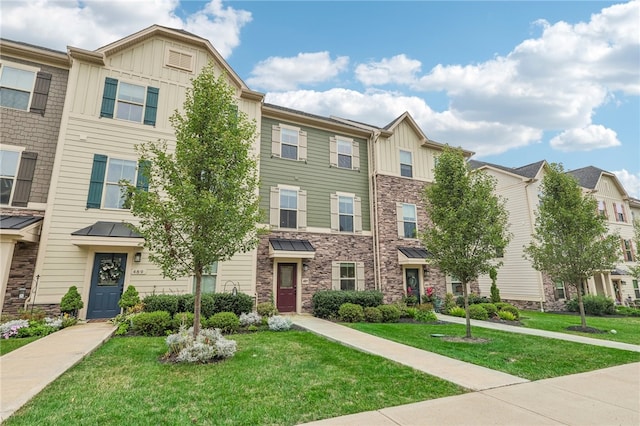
<box><xmin>2</xmin><ymin>0</ymin><xmax>639</xmax><ymax>196</ymax></box>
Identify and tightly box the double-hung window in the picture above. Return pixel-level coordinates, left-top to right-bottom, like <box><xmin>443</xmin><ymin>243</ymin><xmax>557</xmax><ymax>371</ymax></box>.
<box><xmin>397</xmin><ymin>203</ymin><xmax>417</xmax><ymax>238</ymax></box>
<box><xmin>0</xmin><ymin>149</ymin><xmax>20</xmax><ymax>204</ymax></box>
<box><xmin>633</xmin><ymin>280</ymin><xmax>640</xmax><ymax>299</ymax></box>
<box><xmin>614</xmin><ymin>203</ymin><xmax>626</xmax><ymax>222</ymax></box>
<box><xmin>331</xmin><ymin>193</ymin><xmax>362</xmax><ymax>233</ymax></box>
<box><xmin>554</xmin><ymin>281</ymin><xmax>566</xmax><ymax>299</ymax></box>
<box><xmin>623</xmin><ymin>239</ymin><xmax>634</xmax><ymax>262</ymax></box>
<box><xmin>271</xmin><ymin>124</ymin><xmax>307</xmax><ymax>161</ymax></box>
<box><xmin>193</xmin><ymin>262</ymin><xmax>218</xmax><ymax>294</ymax></box>
<box><xmin>0</xmin><ymin>65</ymin><xmax>35</xmax><ymax>110</ymax></box>
<box><xmin>339</xmin><ymin>196</ymin><xmax>354</xmax><ymax>232</ymax></box>
<box><xmin>451</xmin><ymin>276</ymin><xmax>463</xmax><ymax>296</ymax></box>
<box><xmin>86</xmin><ymin>154</ymin><xmax>149</xmax><ymax>209</ymax></box>
<box><xmin>100</xmin><ymin>77</ymin><xmax>159</xmax><ymax>126</ymax></box>
<box><xmin>329</xmin><ymin>137</ymin><xmax>360</xmax><ymax>170</ymax></box>
<box><xmin>269</xmin><ymin>186</ymin><xmax>307</xmax><ymax>230</ymax></box>
<box><xmin>400</xmin><ymin>150</ymin><xmax>413</xmax><ymax>178</ymax></box>
<box><xmin>332</xmin><ymin>261</ymin><xmax>365</xmax><ymax>291</ymax></box>
<box><xmin>597</xmin><ymin>200</ymin><xmax>608</xmax><ymax>218</ymax></box>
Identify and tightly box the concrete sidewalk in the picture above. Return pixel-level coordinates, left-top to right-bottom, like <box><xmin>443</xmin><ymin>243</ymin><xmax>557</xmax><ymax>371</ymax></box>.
<box><xmin>0</xmin><ymin>322</ymin><xmax>115</xmax><ymax>422</ymax></box>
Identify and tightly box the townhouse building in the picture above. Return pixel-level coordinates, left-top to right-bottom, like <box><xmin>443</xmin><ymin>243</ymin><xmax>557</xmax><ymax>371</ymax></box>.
<box><xmin>0</xmin><ymin>39</ymin><xmax>70</xmax><ymax>315</ymax></box>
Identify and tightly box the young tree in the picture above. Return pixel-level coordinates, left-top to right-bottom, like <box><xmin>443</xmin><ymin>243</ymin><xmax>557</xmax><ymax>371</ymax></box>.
<box><xmin>421</xmin><ymin>146</ymin><xmax>510</xmax><ymax>338</ymax></box>
<box><xmin>524</xmin><ymin>163</ymin><xmax>620</xmax><ymax>329</ymax></box>
<box><xmin>125</xmin><ymin>63</ymin><xmax>262</xmax><ymax>335</ymax></box>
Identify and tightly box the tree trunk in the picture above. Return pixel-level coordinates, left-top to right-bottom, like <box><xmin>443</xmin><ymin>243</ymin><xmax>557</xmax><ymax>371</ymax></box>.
<box><xmin>193</xmin><ymin>267</ymin><xmax>202</xmax><ymax>337</ymax></box>
<box><xmin>462</xmin><ymin>280</ymin><xmax>472</xmax><ymax>338</ymax></box>
<box><xmin>576</xmin><ymin>281</ymin><xmax>587</xmax><ymax>329</ymax></box>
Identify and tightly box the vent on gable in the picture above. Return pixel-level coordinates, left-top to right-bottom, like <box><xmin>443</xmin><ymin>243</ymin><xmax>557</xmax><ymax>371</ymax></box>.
<box><xmin>166</xmin><ymin>48</ymin><xmax>193</xmax><ymax>72</ymax></box>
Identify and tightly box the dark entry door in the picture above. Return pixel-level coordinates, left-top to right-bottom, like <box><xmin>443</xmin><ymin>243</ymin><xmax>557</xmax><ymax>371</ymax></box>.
<box><xmin>87</xmin><ymin>253</ymin><xmax>127</xmax><ymax>319</ymax></box>
<box><xmin>405</xmin><ymin>268</ymin><xmax>420</xmax><ymax>304</ymax></box>
<box><xmin>277</xmin><ymin>263</ymin><xmax>297</xmax><ymax>312</ymax></box>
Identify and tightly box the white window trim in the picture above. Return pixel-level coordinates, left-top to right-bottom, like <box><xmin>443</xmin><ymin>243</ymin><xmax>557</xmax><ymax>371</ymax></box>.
<box><xmin>114</xmin><ymin>81</ymin><xmax>147</xmax><ymax>123</ymax></box>
<box><xmin>331</xmin><ymin>261</ymin><xmax>365</xmax><ymax>291</ymax></box>
<box><xmin>0</xmin><ymin>145</ymin><xmax>25</xmax><ymax>205</ymax></box>
<box><xmin>397</xmin><ymin>202</ymin><xmax>418</xmax><ymax>239</ymax></box>
<box><xmin>270</xmin><ymin>184</ymin><xmax>307</xmax><ymax>230</ymax></box>
<box><xmin>0</xmin><ymin>61</ymin><xmax>39</xmax><ymax>111</ymax></box>
<box><xmin>101</xmin><ymin>155</ymin><xmax>139</xmax><ymax>210</ymax></box>
<box><xmin>271</xmin><ymin>123</ymin><xmax>307</xmax><ymax>162</ymax></box>
<box><xmin>399</xmin><ymin>149</ymin><xmax>413</xmax><ymax>178</ymax></box>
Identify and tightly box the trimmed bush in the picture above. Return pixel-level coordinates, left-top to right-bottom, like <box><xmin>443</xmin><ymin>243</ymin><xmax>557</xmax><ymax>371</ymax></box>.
<box><xmin>456</xmin><ymin>294</ymin><xmax>490</xmax><ymax>307</ymax></box>
<box><xmin>256</xmin><ymin>302</ymin><xmax>278</xmax><ymax>317</ymax></box>
<box><xmin>207</xmin><ymin>312</ymin><xmax>240</xmax><ymax>334</ymax></box>
<box><xmin>616</xmin><ymin>306</ymin><xmax>640</xmax><ymax>317</ymax></box>
<box><xmin>377</xmin><ymin>304</ymin><xmax>401</xmax><ymax>323</ymax></box>
<box><xmin>338</xmin><ymin>303</ymin><xmax>365</xmax><ymax>323</ymax></box>
<box><xmin>443</xmin><ymin>293</ymin><xmax>457</xmax><ymax>314</ymax></box>
<box><xmin>498</xmin><ymin>310</ymin><xmax>516</xmax><ymax>321</ymax></box>
<box><xmin>143</xmin><ymin>295</ymin><xmax>180</xmax><ymax>316</ymax></box>
<box><xmin>239</xmin><ymin>312</ymin><xmax>262</xmax><ymax>327</ymax></box>
<box><xmin>566</xmin><ymin>295</ymin><xmax>615</xmax><ymax>316</ymax></box>
<box><xmin>478</xmin><ymin>303</ymin><xmax>498</xmax><ymax>317</ymax></box>
<box><xmin>312</xmin><ymin>290</ymin><xmax>384</xmax><ymax>319</ymax></box>
<box><xmin>415</xmin><ymin>305</ymin><xmax>437</xmax><ymax>322</ymax></box>
<box><xmin>469</xmin><ymin>304</ymin><xmax>488</xmax><ymax>320</ymax></box>
<box><xmin>143</xmin><ymin>293</ymin><xmax>254</xmax><ymax>318</ymax></box>
<box><xmin>213</xmin><ymin>293</ymin><xmax>254</xmax><ymax>316</ymax></box>
<box><xmin>498</xmin><ymin>304</ymin><xmax>520</xmax><ymax>320</ymax></box>
<box><xmin>363</xmin><ymin>306</ymin><xmax>383</xmax><ymax>323</ymax></box>
<box><xmin>448</xmin><ymin>306</ymin><xmax>466</xmax><ymax>317</ymax></box>
<box><xmin>131</xmin><ymin>311</ymin><xmax>172</xmax><ymax>336</ymax></box>
<box><xmin>403</xmin><ymin>307</ymin><xmax>418</xmax><ymax>319</ymax></box>
<box><xmin>172</xmin><ymin>312</ymin><xmax>207</xmax><ymax>330</ymax></box>
<box><xmin>268</xmin><ymin>315</ymin><xmax>292</xmax><ymax>331</ymax></box>
<box><xmin>118</xmin><ymin>285</ymin><xmax>140</xmax><ymax>310</ymax></box>
<box><xmin>60</xmin><ymin>286</ymin><xmax>84</xmax><ymax>316</ymax></box>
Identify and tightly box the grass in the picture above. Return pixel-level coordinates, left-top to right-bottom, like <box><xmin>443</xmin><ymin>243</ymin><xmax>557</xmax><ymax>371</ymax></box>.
<box><xmin>0</xmin><ymin>336</ymin><xmax>40</xmax><ymax>356</ymax></box>
<box><xmin>347</xmin><ymin>322</ymin><xmax>640</xmax><ymax>381</ymax></box>
<box><xmin>5</xmin><ymin>331</ymin><xmax>465</xmax><ymax>426</ymax></box>
<box><xmin>519</xmin><ymin>310</ymin><xmax>640</xmax><ymax>345</ymax></box>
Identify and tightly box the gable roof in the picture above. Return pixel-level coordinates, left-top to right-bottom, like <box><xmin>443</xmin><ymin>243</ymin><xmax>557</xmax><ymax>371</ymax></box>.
<box><xmin>468</xmin><ymin>159</ymin><xmax>546</xmax><ymax>180</ymax></box>
<box><xmin>0</xmin><ymin>38</ymin><xmax>70</xmax><ymax>68</ymax></box>
<box><xmin>567</xmin><ymin>166</ymin><xmax>629</xmax><ymax>199</ymax></box>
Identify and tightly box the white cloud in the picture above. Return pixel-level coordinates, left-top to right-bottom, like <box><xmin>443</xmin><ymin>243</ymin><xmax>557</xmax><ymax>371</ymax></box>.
<box><xmin>613</xmin><ymin>169</ymin><xmax>640</xmax><ymax>199</ymax></box>
<box><xmin>246</xmin><ymin>52</ymin><xmax>349</xmax><ymax>91</ymax></box>
<box><xmin>0</xmin><ymin>0</ymin><xmax>250</xmax><ymax>57</ymax></box>
<box><xmin>549</xmin><ymin>125</ymin><xmax>621</xmax><ymax>152</ymax></box>
<box><xmin>354</xmin><ymin>54</ymin><xmax>422</xmax><ymax>86</ymax></box>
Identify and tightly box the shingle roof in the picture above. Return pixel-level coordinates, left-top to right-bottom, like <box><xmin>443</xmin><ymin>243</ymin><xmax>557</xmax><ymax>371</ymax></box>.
<box><xmin>469</xmin><ymin>159</ymin><xmax>545</xmax><ymax>179</ymax></box>
<box><xmin>0</xmin><ymin>215</ymin><xmax>42</xmax><ymax>230</ymax></box>
<box><xmin>566</xmin><ymin>166</ymin><xmax>606</xmax><ymax>190</ymax></box>
<box><xmin>263</xmin><ymin>103</ymin><xmax>377</xmax><ymax>129</ymax></box>
<box><xmin>269</xmin><ymin>238</ymin><xmax>315</xmax><ymax>252</ymax></box>
<box><xmin>71</xmin><ymin>222</ymin><xmax>142</xmax><ymax>238</ymax></box>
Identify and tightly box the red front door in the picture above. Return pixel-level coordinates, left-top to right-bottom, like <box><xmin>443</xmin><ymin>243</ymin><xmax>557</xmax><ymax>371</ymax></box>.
<box><xmin>277</xmin><ymin>263</ymin><xmax>297</xmax><ymax>312</ymax></box>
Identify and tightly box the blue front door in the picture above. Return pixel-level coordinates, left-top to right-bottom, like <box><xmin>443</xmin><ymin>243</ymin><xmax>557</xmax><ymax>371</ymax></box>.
<box><xmin>87</xmin><ymin>253</ymin><xmax>127</xmax><ymax>319</ymax></box>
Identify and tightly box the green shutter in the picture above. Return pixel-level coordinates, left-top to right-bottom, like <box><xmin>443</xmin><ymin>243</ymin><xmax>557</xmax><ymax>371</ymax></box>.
<box><xmin>143</xmin><ymin>86</ymin><xmax>159</xmax><ymax>126</ymax></box>
<box><xmin>87</xmin><ymin>154</ymin><xmax>107</xmax><ymax>208</ymax></box>
<box><xmin>100</xmin><ymin>78</ymin><xmax>118</xmax><ymax>118</ymax></box>
<box><xmin>136</xmin><ymin>160</ymin><xmax>150</xmax><ymax>191</ymax></box>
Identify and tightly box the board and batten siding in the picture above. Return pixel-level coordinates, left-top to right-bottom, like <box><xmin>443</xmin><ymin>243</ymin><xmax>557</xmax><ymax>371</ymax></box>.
<box><xmin>376</xmin><ymin>120</ymin><xmax>437</xmax><ymax>181</ymax></box>
<box><xmin>259</xmin><ymin>117</ymin><xmax>370</xmax><ymax>231</ymax></box>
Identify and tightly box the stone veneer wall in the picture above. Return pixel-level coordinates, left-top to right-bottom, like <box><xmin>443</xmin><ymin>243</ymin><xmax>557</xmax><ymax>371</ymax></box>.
<box><xmin>256</xmin><ymin>231</ymin><xmax>374</xmax><ymax>312</ymax></box>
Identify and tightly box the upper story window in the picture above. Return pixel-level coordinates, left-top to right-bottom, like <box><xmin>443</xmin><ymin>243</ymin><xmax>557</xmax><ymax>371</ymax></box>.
<box><xmin>614</xmin><ymin>203</ymin><xmax>626</xmax><ymax>222</ymax></box>
<box><xmin>269</xmin><ymin>185</ymin><xmax>307</xmax><ymax>230</ymax></box>
<box><xmin>0</xmin><ymin>62</ymin><xmax>51</xmax><ymax>116</ymax></box>
<box><xmin>100</xmin><ymin>77</ymin><xmax>159</xmax><ymax>126</ymax></box>
<box><xmin>330</xmin><ymin>137</ymin><xmax>360</xmax><ymax>170</ymax></box>
<box><xmin>598</xmin><ymin>200</ymin><xmax>608</xmax><ymax>218</ymax></box>
<box><xmin>0</xmin><ymin>148</ymin><xmax>38</xmax><ymax>207</ymax></box>
<box><xmin>397</xmin><ymin>203</ymin><xmax>417</xmax><ymax>238</ymax></box>
<box><xmin>623</xmin><ymin>239</ymin><xmax>635</xmax><ymax>262</ymax></box>
<box><xmin>339</xmin><ymin>196</ymin><xmax>354</xmax><ymax>232</ymax></box>
<box><xmin>400</xmin><ymin>150</ymin><xmax>413</xmax><ymax>178</ymax></box>
<box><xmin>271</xmin><ymin>124</ymin><xmax>307</xmax><ymax>161</ymax></box>
<box><xmin>86</xmin><ymin>154</ymin><xmax>149</xmax><ymax>209</ymax></box>
<box><xmin>330</xmin><ymin>193</ymin><xmax>362</xmax><ymax>233</ymax></box>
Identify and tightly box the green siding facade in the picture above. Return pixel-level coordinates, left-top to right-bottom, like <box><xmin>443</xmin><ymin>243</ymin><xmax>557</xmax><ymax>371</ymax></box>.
<box><xmin>259</xmin><ymin>116</ymin><xmax>370</xmax><ymax>231</ymax></box>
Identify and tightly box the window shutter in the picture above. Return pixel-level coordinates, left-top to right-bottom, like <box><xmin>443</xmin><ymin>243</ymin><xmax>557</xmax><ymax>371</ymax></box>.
<box><xmin>143</xmin><ymin>86</ymin><xmax>159</xmax><ymax>126</ymax></box>
<box><xmin>331</xmin><ymin>262</ymin><xmax>340</xmax><ymax>290</ymax></box>
<box><xmin>87</xmin><ymin>154</ymin><xmax>107</xmax><ymax>208</ymax></box>
<box><xmin>298</xmin><ymin>189</ymin><xmax>307</xmax><ymax>230</ymax></box>
<box><xmin>29</xmin><ymin>72</ymin><xmax>52</xmax><ymax>116</ymax></box>
<box><xmin>298</xmin><ymin>130</ymin><xmax>308</xmax><ymax>162</ymax></box>
<box><xmin>11</xmin><ymin>152</ymin><xmax>37</xmax><ymax>207</ymax></box>
<box><xmin>621</xmin><ymin>238</ymin><xmax>626</xmax><ymax>260</ymax></box>
<box><xmin>352</xmin><ymin>141</ymin><xmax>360</xmax><ymax>171</ymax></box>
<box><xmin>269</xmin><ymin>187</ymin><xmax>280</xmax><ymax>228</ymax></box>
<box><xmin>613</xmin><ymin>203</ymin><xmax>618</xmax><ymax>222</ymax></box>
<box><xmin>396</xmin><ymin>202</ymin><xmax>404</xmax><ymax>237</ymax></box>
<box><xmin>356</xmin><ymin>262</ymin><xmax>365</xmax><ymax>291</ymax></box>
<box><xmin>100</xmin><ymin>78</ymin><xmax>118</xmax><ymax>118</ymax></box>
<box><xmin>136</xmin><ymin>160</ymin><xmax>150</xmax><ymax>191</ymax></box>
<box><xmin>330</xmin><ymin>193</ymin><xmax>339</xmax><ymax>231</ymax></box>
<box><xmin>329</xmin><ymin>137</ymin><xmax>338</xmax><ymax>167</ymax></box>
<box><xmin>631</xmin><ymin>241</ymin><xmax>636</xmax><ymax>262</ymax></box>
<box><xmin>354</xmin><ymin>196</ymin><xmax>362</xmax><ymax>233</ymax></box>
<box><xmin>271</xmin><ymin>125</ymin><xmax>281</xmax><ymax>158</ymax></box>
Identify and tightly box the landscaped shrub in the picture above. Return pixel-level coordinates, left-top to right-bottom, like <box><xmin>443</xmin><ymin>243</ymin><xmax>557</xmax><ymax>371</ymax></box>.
<box><xmin>478</xmin><ymin>303</ymin><xmax>498</xmax><ymax>317</ymax></box>
<box><xmin>402</xmin><ymin>295</ymin><xmax>418</xmax><ymax>307</ymax></box>
<box><xmin>498</xmin><ymin>304</ymin><xmax>520</xmax><ymax>320</ymax></box>
<box><xmin>448</xmin><ymin>306</ymin><xmax>466</xmax><ymax>317</ymax></box>
<box><xmin>60</xmin><ymin>286</ymin><xmax>84</xmax><ymax>316</ymax></box>
<box><xmin>131</xmin><ymin>311</ymin><xmax>172</xmax><ymax>336</ymax></box>
<box><xmin>1</xmin><ymin>319</ymin><xmax>30</xmax><ymax>338</ymax></box>
<box><xmin>181</xmin><ymin>294</ymin><xmax>216</xmax><ymax>318</ymax></box>
<box><xmin>17</xmin><ymin>322</ymin><xmax>57</xmax><ymax>338</ymax></box>
<box><xmin>468</xmin><ymin>304</ymin><xmax>488</xmax><ymax>320</ymax></box>
<box><xmin>207</xmin><ymin>312</ymin><xmax>240</xmax><ymax>334</ymax></box>
<box><xmin>143</xmin><ymin>293</ymin><xmax>254</xmax><ymax>317</ymax></box>
<box><xmin>497</xmin><ymin>310</ymin><xmax>516</xmax><ymax>321</ymax></box>
<box><xmin>489</xmin><ymin>267</ymin><xmax>501</xmax><ymax>303</ymax></box>
<box><xmin>172</xmin><ymin>312</ymin><xmax>201</xmax><ymax>330</ymax></box>
<box><xmin>111</xmin><ymin>311</ymin><xmax>139</xmax><ymax>336</ymax></box>
<box><xmin>456</xmin><ymin>294</ymin><xmax>490</xmax><ymax>307</ymax></box>
<box><xmin>338</xmin><ymin>303</ymin><xmax>365</xmax><ymax>323</ymax></box>
<box><xmin>363</xmin><ymin>306</ymin><xmax>383</xmax><ymax>323</ymax></box>
<box><xmin>402</xmin><ymin>307</ymin><xmax>418</xmax><ymax>319</ymax></box>
<box><xmin>443</xmin><ymin>293</ymin><xmax>457</xmax><ymax>314</ymax></box>
<box><xmin>143</xmin><ymin>294</ymin><xmax>180</xmax><ymax>316</ymax></box>
<box><xmin>415</xmin><ymin>305</ymin><xmax>437</xmax><ymax>322</ymax></box>
<box><xmin>212</xmin><ymin>293</ymin><xmax>254</xmax><ymax>316</ymax></box>
<box><xmin>166</xmin><ymin>326</ymin><xmax>237</xmax><ymax>363</ymax></box>
<box><xmin>616</xmin><ymin>306</ymin><xmax>640</xmax><ymax>317</ymax></box>
<box><xmin>377</xmin><ymin>304</ymin><xmax>401</xmax><ymax>323</ymax></box>
<box><xmin>239</xmin><ymin>312</ymin><xmax>263</xmax><ymax>327</ymax></box>
<box><xmin>312</xmin><ymin>290</ymin><xmax>384</xmax><ymax>319</ymax></box>
<box><xmin>566</xmin><ymin>295</ymin><xmax>615</xmax><ymax>316</ymax></box>
<box><xmin>118</xmin><ymin>285</ymin><xmax>140</xmax><ymax>310</ymax></box>
<box><xmin>256</xmin><ymin>302</ymin><xmax>278</xmax><ymax>317</ymax></box>
<box><xmin>268</xmin><ymin>315</ymin><xmax>292</xmax><ymax>331</ymax></box>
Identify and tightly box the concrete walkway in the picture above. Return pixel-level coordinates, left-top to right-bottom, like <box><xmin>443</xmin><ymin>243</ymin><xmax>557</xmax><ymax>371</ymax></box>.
<box><xmin>0</xmin><ymin>322</ymin><xmax>115</xmax><ymax>422</ymax></box>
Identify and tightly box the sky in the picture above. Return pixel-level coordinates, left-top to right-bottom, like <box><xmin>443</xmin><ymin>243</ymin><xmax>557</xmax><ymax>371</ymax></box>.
<box><xmin>2</xmin><ymin>0</ymin><xmax>639</xmax><ymax>197</ymax></box>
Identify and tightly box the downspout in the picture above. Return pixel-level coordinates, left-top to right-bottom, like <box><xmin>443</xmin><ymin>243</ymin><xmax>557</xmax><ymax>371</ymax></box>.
<box><xmin>370</xmin><ymin>130</ymin><xmax>382</xmax><ymax>291</ymax></box>
<box><xmin>524</xmin><ymin>178</ymin><xmax>545</xmax><ymax>311</ymax></box>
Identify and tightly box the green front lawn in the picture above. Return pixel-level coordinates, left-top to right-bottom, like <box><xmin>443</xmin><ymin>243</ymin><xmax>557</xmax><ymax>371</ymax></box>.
<box><xmin>347</xmin><ymin>322</ymin><xmax>640</xmax><ymax>381</ymax></box>
<box><xmin>5</xmin><ymin>331</ymin><xmax>465</xmax><ymax>426</ymax></box>
<box><xmin>519</xmin><ymin>310</ymin><xmax>640</xmax><ymax>345</ymax></box>
<box><xmin>0</xmin><ymin>337</ymin><xmax>40</xmax><ymax>356</ymax></box>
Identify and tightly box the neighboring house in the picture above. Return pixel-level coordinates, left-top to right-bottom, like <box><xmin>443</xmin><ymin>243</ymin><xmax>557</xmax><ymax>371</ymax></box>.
<box><xmin>28</xmin><ymin>26</ymin><xmax>264</xmax><ymax>319</ymax></box>
<box><xmin>0</xmin><ymin>39</ymin><xmax>70</xmax><ymax>315</ymax></box>
<box><xmin>256</xmin><ymin>104</ymin><xmax>376</xmax><ymax>313</ymax></box>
